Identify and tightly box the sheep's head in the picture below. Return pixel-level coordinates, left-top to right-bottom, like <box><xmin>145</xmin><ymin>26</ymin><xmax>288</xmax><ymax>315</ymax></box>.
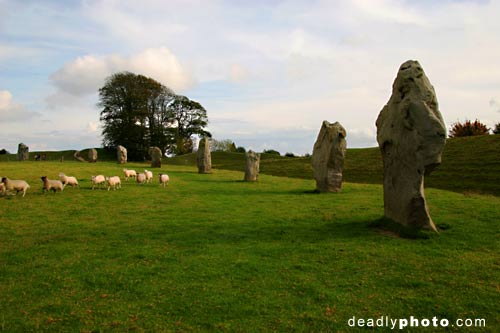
<box><xmin>41</xmin><ymin>176</ymin><xmax>47</xmax><ymax>182</ymax></box>
<box><xmin>1</xmin><ymin>177</ymin><xmax>6</xmax><ymax>183</ymax></box>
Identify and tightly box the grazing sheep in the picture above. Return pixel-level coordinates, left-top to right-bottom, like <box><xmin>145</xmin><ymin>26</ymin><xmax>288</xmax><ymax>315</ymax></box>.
<box><xmin>41</xmin><ymin>176</ymin><xmax>64</xmax><ymax>193</ymax></box>
<box><xmin>106</xmin><ymin>176</ymin><xmax>121</xmax><ymax>191</ymax></box>
<box><xmin>136</xmin><ymin>173</ymin><xmax>146</xmax><ymax>184</ymax></box>
<box><xmin>58</xmin><ymin>172</ymin><xmax>79</xmax><ymax>188</ymax></box>
<box><xmin>144</xmin><ymin>169</ymin><xmax>153</xmax><ymax>183</ymax></box>
<box><xmin>1</xmin><ymin>177</ymin><xmax>30</xmax><ymax>197</ymax></box>
<box><xmin>123</xmin><ymin>169</ymin><xmax>137</xmax><ymax>181</ymax></box>
<box><xmin>91</xmin><ymin>175</ymin><xmax>106</xmax><ymax>190</ymax></box>
<box><xmin>159</xmin><ymin>173</ymin><xmax>170</xmax><ymax>187</ymax></box>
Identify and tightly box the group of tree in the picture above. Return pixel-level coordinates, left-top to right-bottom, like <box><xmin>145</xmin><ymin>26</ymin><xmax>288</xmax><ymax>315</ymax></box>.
<box><xmin>99</xmin><ymin>72</ymin><xmax>210</xmax><ymax>160</ymax></box>
<box><xmin>449</xmin><ymin>119</ymin><xmax>500</xmax><ymax>138</ymax></box>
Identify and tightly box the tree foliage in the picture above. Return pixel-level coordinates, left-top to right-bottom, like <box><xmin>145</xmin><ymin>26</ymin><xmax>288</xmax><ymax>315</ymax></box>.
<box><xmin>211</xmin><ymin>139</ymin><xmax>237</xmax><ymax>152</ymax></box>
<box><xmin>448</xmin><ymin>119</ymin><xmax>489</xmax><ymax>138</ymax></box>
<box><xmin>99</xmin><ymin>72</ymin><xmax>210</xmax><ymax>159</ymax></box>
<box><xmin>493</xmin><ymin>122</ymin><xmax>500</xmax><ymax>135</ymax></box>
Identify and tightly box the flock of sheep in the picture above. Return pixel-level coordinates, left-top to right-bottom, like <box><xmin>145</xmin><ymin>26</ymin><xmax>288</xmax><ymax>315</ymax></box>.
<box><xmin>0</xmin><ymin>168</ymin><xmax>170</xmax><ymax>197</ymax></box>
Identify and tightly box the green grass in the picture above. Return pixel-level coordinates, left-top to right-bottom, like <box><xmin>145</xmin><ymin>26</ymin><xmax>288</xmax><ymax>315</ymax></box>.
<box><xmin>169</xmin><ymin>135</ymin><xmax>500</xmax><ymax>196</ymax></box>
<box><xmin>0</xmin><ymin>161</ymin><xmax>499</xmax><ymax>332</ymax></box>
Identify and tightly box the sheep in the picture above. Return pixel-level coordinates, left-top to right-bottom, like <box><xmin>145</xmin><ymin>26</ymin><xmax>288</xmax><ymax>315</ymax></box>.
<box><xmin>106</xmin><ymin>176</ymin><xmax>121</xmax><ymax>191</ymax></box>
<box><xmin>136</xmin><ymin>172</ymin><xmax>147</xmax><ymax>184</ymax></box>
<box><xmin>159</xmin><ymin>173</ymin><xmax>170</xmax><ymax>187</ymax></box>
<box><xmin>1</xmin><ymin>177</ymin><xmax>30</xmax><ymax>197</ymax></box>
<box><xmin>41</xmin><ymin>176</ymin><xmax>64</xmax><ymax>193</ymax></box>
<box><xmin>123</xmin><ymin>169</ymin><xmax>137</xmax><ymax>181</ymax></box>
<box><xmin>91</xmin><ymin>175</ymin><xmax>106</xmax><ymax>190</ymax></box>
<box><xmin>144</xmin><ymin>169</ymin><xmax>153</xmax><ymax>183</ymax></box>
<box><xmin>58</xmin><ymin>172</ymin><xmax>79</xmax><ymax>188</ymax></box>
<box><xmin>0</xmin><ymin>182</ymin><xmax>6</xmax><ymax>195</ymax></box>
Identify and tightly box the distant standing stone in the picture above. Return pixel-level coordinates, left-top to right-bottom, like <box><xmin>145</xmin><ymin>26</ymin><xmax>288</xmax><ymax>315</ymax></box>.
<box><xmin>197</xmin><ymin>138</ymin><xmax>212</xmax><ymax>174</ymax></box>
<box><xmin>376</xmin><ymin>60</ymin><xmax>446</xmax><ymax>232</ymax></box>
<box><xmin>312</xmin><ymin>121</ymin><xmax>347</xmax><ymax>192</ymax></box>
<box><xmin>117</xmin><ymin>145</ymin><xmax>127</xmax><ymax>164</ymax></box>
<box><xmin>149</xmin><ymin>146</ymin><xmax>162</xmax><ymax>168</ymax></box>
<box><xmin>244</xmin><ymin>150</ymin><xmax>260</xmax><ymax>182</ymax></box>
<box><xmin>88</xmin><ymin>148</ymin><xmax>98</xmax><ymax>163</ymax></box>
<box><xmin>17</xmin><ymin>143</ymin><xmax>29</xmax><ymax>161</ymax></box>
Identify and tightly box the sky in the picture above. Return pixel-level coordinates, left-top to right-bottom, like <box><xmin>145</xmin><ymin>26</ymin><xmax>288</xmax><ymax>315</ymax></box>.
<box><xmin>1</xmin><ymin>0</ymin><xmax>499</xmax><ymax>155</ymax></box>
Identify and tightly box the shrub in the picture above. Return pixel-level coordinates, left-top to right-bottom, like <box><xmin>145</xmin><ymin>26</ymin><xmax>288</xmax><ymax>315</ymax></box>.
<box><xmin>0</xmin><ymin>149</ymin><xmax>9</xmax><ymax>155</ymax></box>
<box><xmin>449</xmin><ymin>119</ymin><xmax>489</xmax><ymax>137</ymax></box>
<box><xmin>493</xmin><ymin>123</ymin><xmax>500</xmax><ymax>135</ymax></box>
<box><xmin>263</xmin><ymin>149</ymin><xmax>280</xmax><ymax>156</ymax></box>
<box><xmin>236</xmin><ymin>146</ymin><xmax>246</xmax><ymax>153</ymax></box>
<box><xmin>285</xmin><ymin>152</ymin><xmax>296</xmax><ymax>158</ymax></box>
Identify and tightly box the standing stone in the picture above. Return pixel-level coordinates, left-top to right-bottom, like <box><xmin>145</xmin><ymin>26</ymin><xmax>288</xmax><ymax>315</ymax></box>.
<box><xmin>244</xmin><ymin>150</ymin><xmax>260</xmax><ymax>182</ymax></box>
<box><xmin>88</xmin><ymin>148</ymin><xmax>98</xmax><ymax>163</ymax></box>
<box><xmin>311</xmin><ymin>121</ymin><xmax>347</xmax><ymax>192</ymax></box>
<box><xmin>117</xmin><ymin>145</ymin><xmax>127</xmax><ymax>164</ymax></box>
<box><xmin>197</xmin><ymin>138</ymin><xmax>212</xmax><ymax>174</ymax></box>
<box><xmin>376</xmin><ymin>60</ymin><xmax>446</xmax><ymax>232</ymax></box>
<box><xmin>149</xmin><ymin>146</ymin><xmax>162</xmax><ymax>168</ymax></box>
<box><xmin>17</xmin><ymin>143</ymin><xmax>29</xmax><ymax>161</ymax></box>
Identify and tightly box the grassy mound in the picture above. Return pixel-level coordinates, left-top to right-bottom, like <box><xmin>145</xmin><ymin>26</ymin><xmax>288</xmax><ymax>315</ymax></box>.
<box><xmin>168</xmin><ymin>135</ymin><xmax>500</xmax><ymax>196</ymax></box>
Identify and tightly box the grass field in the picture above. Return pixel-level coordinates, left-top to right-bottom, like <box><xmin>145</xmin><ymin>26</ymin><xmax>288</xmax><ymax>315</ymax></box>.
<box><xmin>0</xmin><ymin>160</ymin><xmax>499</xmax><ymax>332</ymax></box>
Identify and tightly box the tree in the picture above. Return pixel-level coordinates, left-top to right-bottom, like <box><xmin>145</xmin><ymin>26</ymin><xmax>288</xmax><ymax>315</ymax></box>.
<box><xmin>211</xmin><ymin>139</ymin><xmax>237</xmax><ymax>152</ymax></box>
<box><xmin>493</xmin><ymin>122</ymin><xmax>500</xmax><ymax>135</ymax></box>
<box><xmin>99</xmin><ymin>72</ymin><xmax>210</xmax><ymax>158</ymax></box>
<box><xmin>164</xmin><ymin>95</ymin><xmax>211</xmax><ymax>155</ymax></box>
<box><xmin>449</xmin><ymin>119</ymin><xmax>489</xmax><ymax>138</ymax></box>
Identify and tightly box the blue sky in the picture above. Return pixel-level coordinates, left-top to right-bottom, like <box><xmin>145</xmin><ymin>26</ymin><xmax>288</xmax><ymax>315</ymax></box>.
<box><xmin>1</xmin><ymin>0</ymin><xmax>499</xmax><ymax>154</ymax></box>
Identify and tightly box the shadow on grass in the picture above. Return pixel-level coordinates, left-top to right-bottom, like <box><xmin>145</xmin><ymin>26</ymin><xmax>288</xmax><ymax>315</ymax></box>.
<box><xmin>368</xmin><ymin>217</ymin><xmax>445</xmax><ymax>239</ymax></box>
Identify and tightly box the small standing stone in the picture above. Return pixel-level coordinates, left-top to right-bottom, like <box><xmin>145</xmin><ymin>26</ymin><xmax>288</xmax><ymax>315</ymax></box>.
<box><xmin>17</xmin><ymin>143</ymin><xmax>29</xmax><ymax>161</ymax></box>
<box><xmin>197</xmin><ymin>138</ymin><xmax>212</xmax><ymax>174</ymax></box>
<box><xmin>117</xmin><ymin>145</ymin><xmax>127</xmax><ymax>164</ymax></box>
<box><xmin>149</xmin><ymin>146</ymin><xmax>162</xmax><ymax>168</ymax></box>
<box><xmin>376</xmin><ymin>60</ymin><xmax>446</xmax><ymax>231</ymax></box>
<box><xmin>311</xmin><ymin>121</ymin><xmax>347</xmax><ymax>192</ymax></box>
<box><xmin>244</xmin><ymin>150</ymin><xmax>260</xmax><ymax>182</ymax></box>
<box><xmin>88</xmin><ymin>148</ymin><xmax>98</xmax><ymax>163</ymax></box>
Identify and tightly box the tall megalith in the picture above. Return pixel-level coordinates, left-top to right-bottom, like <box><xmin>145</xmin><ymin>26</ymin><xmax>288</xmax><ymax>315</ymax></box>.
<box><xmin>197</xmin><ymin>138</ymin><xmax>212</xmax><ymax>174</ymax></box>
<box><xmin>312</xmin><ymin>121</ymin><xmax>347</xmax><ymax>192</ymax></box>
<box><xmin>117</xmin><ymin>145</ymin><xmax>127</xmax><ymax>164</ymax></box>
<box><xmin>376</xmin><ymin>60</ymin><xmax>446</xmax><ymax>231</ymax></box>
<box><xmin>149</xmin><ymin>146</ymin><xmax>162</xmax><ymax>168</ymax></box>
<box><xmin>244</xmin><ymin>150</ymin><xmax>260</xmax><ymax>182</ymax></box>
<box><xmin>17</xmin><ymin>143</ymin><xmax>29</xmax><ymax>161</ymax></box>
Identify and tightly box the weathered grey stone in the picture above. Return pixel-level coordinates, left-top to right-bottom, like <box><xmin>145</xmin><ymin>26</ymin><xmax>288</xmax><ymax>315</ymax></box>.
<box><xmin>17</xmin><ymin>143</ymin><xmax>29</xmax><ymax>161</ymax></box>
<box><xmin>197</xmin><ymin>138</ymin><xmax>212</xmax><ymax>174</ymax></box>
<box><xmin>88</xmin><ymin>148</ymin><xmax>98</xmax><ymax>163</ymax></box>
<box><xmin>244</xmin><ymin>150</ymin><xmax>260</xmax><ymax>182</ymax></box>
<box><xmin>74</xmin><ymin>150</ymin><xmax>86</xmax><ymax>162</ymax></box>
<box><xmin>149</xmin><ymin>146</ymin><xmax>162</xmax><ymax>168</ymax></box>
<box><xmin>312</xmin><ymin>121</ymin><xmax>347</xmax><ymax>192</ymax></box>
<box><xmin>117</xmin><ymin>145</ymin><xmax>127</xmax><ymax>164</ymax></box>
<box><xmin>376</xmin><ymin>60</ymin><xmax>446</xmax><ymax>231</ymax></box>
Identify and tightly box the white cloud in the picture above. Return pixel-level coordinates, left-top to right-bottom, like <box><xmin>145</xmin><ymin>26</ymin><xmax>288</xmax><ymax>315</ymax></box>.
<box><xmin>86</xmin><ymin>121</ymin><xmax>98</xmax><ymax>133</ymax></box>
<box><xmin>50</xmin><ymin>47</ymin><xmax>195</xmax><ymax>96</ymax></box>
<box><xmin>0</xmin><ymin>90</ymin><xmax>41</xmax><ymax>122</ymax></box>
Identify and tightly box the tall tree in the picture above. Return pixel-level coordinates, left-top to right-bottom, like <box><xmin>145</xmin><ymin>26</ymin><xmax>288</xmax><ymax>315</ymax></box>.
<box><xmin>99</xmin><ymin>72</ymin><xmax>210</xmax><ymax>158</ymax></box>
<box><xmin>164</xmin><ymin>95</ymin><xmax>211</xmax><ymax>155</ymax></box>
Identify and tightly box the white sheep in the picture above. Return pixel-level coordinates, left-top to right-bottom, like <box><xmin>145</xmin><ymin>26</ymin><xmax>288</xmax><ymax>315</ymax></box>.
<box><xmin>0</xmin><ymin>182</ymin><xmax>6</xmax><ymax>195</ymax></box>
<box><xmin>144</xmin><ymin>169</ymin><xmax>153</xmax><ymax>183</ymax></box>
<box><xmin>1</xmin><ymin>177</ymin><xmax>30</xmax><ymax>197</ymax></box>
<box><xmin>106</xmin><ymin>176</ymin><xmax>121</xmax><ymax>191</ymax></box>
<box><xmin>58</xmin><ymin>172</ymin><xmax>79</xmax><ymax>188</ymax></box>
<box><xmin>123</xmin><ymin>169</ymin><xmax>137</xmax><ymax>181</ymax></box>
<box><xmin>136</xmin><ymin>173</ymin><xmax>147</xmax><ymax>184</ymax></box>
<box><xmin>159</xmin><ymin>173</ymin><xmax>170</xmax><ymax>187</ymax></box>
<box><xmin>41</xmin><ymin>176</ymin><xmax>64</xmax><ymax>193</ymax></box>
<box><xmin>91</xmin><ymin>175</ymin><xmax>106</xmax><ymax>190</ymax></box>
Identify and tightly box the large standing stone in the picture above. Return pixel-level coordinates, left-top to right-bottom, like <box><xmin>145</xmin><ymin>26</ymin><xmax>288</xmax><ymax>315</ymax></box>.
<box><xmin>88</xmin><ymin>148</ymin><xmax>98</xmax><ymax>163</ymax></box>
<box><xmin>376</xmin><ymin>60</ymin><xmax>446</xmax><ymax>231</ymax></box>
<box><xmin>17</xmin><ymin>143</ymin><xmax>29</xmax><ymax>161</ymax></box>
<box><xmin>311</xmin><ymin>121</ymin><xmax>347</xmax><ymax>192</ymax></box>
<box><xmin>117</xmin><ymin>145</ymin><xmax>127</xmax><ymax>164</ymax></box>
<box><xmin>197</xmin><ymin>138</ymin><xmax>212</xmax><ymax>174</ymax></box>
<box><xmin>244</xmin><ymin>150</ymin><xmax>260</xmax><ymax>182</ymax></box>
<box><xmin>149</xmin><ymin>146</ymin><xmax>162</xmax><ymax>168</ymax></box>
